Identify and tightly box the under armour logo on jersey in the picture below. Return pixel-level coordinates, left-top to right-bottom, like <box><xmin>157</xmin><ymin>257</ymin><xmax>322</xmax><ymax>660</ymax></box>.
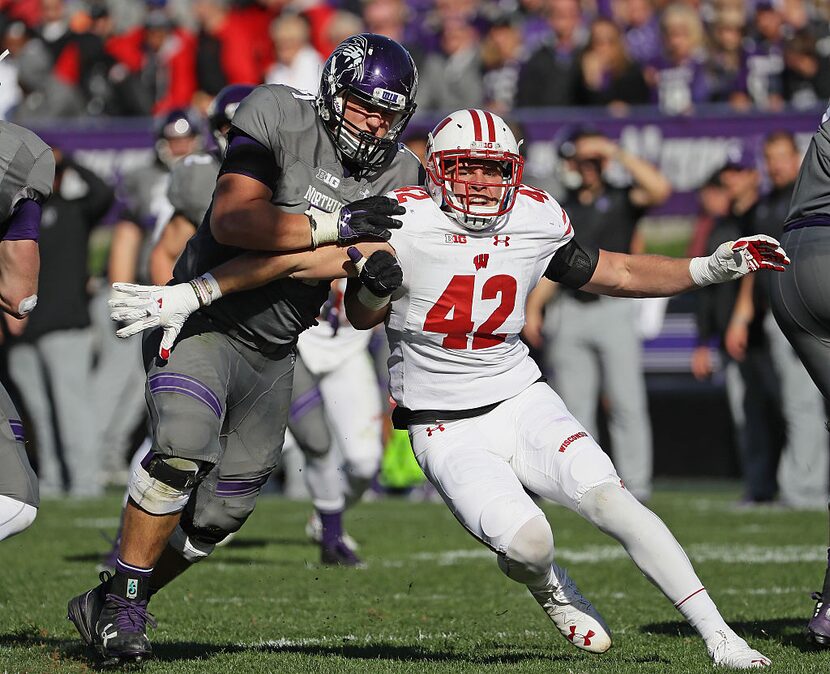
<box><xmin>493</xmin><ymin>235</ymin><xmax>510</xmax><ymax>246</ymax></box>
<box><xmin>445</xmin><ymin>233</ymin><xmax>467</xmax><ymax>244</ymax></box>
<box><xmin>558</xmin><ymin>431</ymin><xmax>587</xmax><ymax>453</ymax></box>
<box><xmin>426</xmin><ymin>424</ymin><xmax>445</xmax><ymax>437</ymax></box>
<box><xmin>473</xmin><ymin>253</ymin><xmax>489</xmax><ymax>270</ymax></box>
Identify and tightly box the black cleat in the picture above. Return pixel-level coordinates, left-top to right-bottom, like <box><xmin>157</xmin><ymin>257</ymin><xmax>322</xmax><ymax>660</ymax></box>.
<box><xmin>807</xmin><ymin>592</ymin><xmax>830</xmax><ymax>647</ymax></box>
<box><xmin>94</xmin><ymin>593</ymin><xmax>157</xmax><ymax>665</ymax></box>
<box><xmin>321</xmin><ymin>539</ymin><xmax>365</xmax><ymax>567</ymax></box>
<box><xmin>67</xmin><ymin>571</ymin><xmax>111</xmax><ymax>647</ymax></box>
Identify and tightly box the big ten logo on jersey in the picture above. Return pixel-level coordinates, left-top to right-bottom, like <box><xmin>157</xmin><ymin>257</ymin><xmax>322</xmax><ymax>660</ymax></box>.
<box><xmin>315</xmin><ymin>167</ymin><xmax>341</xmax><ymax>189</ymax></box>
<box><xmin>445</xmin><ymin>233</ymin><xmax>467</xmax><ymax>244</ymax></box>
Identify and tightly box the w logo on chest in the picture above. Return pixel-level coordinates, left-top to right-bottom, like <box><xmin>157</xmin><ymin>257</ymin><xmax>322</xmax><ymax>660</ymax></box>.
<box><xmin>473</xmin><ymin>253</ymin><xmax>489</xmax><ymax>271</ymax></box>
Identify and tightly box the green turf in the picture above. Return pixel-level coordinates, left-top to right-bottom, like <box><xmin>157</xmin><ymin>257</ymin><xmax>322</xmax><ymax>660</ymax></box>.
<box><xmin>1</xmin><ymin>484</ymin><xmax>829</xmax><ymax>673</ymax></box>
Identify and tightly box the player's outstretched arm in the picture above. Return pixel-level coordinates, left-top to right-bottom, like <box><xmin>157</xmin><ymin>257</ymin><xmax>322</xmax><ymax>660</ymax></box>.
<box><xmin>109</xmin><ymin>242</ymin><xmax>393</xmax><ymax>359</ymax></box>
<box><xmin>343</xmin><ymin>247</ymin><xmax>401</xmax><ymax>330</ymax></box>
<box><xmin>582</xmin><ymin>235</ymin><xmax>789</xmax><ymax>298</ymax></box>
<box><xmin>0</xmin><ymin>239</ymin><xmax>39</xmax><ymax>318</ymax></box>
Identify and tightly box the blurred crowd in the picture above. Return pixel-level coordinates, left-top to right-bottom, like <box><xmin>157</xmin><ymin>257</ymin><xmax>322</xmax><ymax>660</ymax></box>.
<box><xmin>1</xmin><ymin>0</ymin><xmax>830</xmax><ymax>121</ymax></box>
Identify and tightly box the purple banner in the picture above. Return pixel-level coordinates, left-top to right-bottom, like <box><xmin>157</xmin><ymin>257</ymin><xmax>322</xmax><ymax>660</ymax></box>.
<box><xmin>30</xmin><ymin>104</ymin><xmax>825</xmax><ymax>216</ymax></box>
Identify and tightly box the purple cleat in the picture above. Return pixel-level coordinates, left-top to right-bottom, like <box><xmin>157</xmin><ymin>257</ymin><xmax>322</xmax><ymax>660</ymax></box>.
<box><xmin>321</xmin><ymin>539</ymin><xmax>365</xmax><ymax>567</ymax></box>
<box><xmin>808</xmin><ymin>592</ymin><xmax>830</xmax><ymax>647</ymax></box>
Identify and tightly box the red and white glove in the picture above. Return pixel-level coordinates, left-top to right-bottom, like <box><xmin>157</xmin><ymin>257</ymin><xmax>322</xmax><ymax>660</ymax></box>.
<box><xmin>108</xmin><ymin>274</ymin><xmax>221</xmax><ymax>359</ymax></box>
<box><xmin>689</xmin><ymin>234</ymin><xmax>790</xmax><ymax>287</ymax></box>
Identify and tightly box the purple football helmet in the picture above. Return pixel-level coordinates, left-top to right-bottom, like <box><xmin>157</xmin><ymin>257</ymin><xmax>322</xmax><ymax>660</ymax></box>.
<box><xmin>153</xmin><ymin>107</ymin><xmax>202</xmax><ymax>167</ymax></box>
<box><xmin>207</xmin><ymin>84</ymin><xmax>256</xmax><ymax>155</ymax></box>
<box><xmin>317</xmin><ymin>33</ymin><xmax>418</xmax><ymax>171</ymax></box>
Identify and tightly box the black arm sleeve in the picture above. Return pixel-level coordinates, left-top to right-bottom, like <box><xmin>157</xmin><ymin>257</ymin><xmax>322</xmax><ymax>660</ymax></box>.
<box><xmin>543</xmin><ymin>238</ymin><xmax>600</xmax><ymax>289</ymax></box>
<box><xmin>218</xmin><ymin>128</ymin><xmax>280</xmax><ymax>191</ymax></box>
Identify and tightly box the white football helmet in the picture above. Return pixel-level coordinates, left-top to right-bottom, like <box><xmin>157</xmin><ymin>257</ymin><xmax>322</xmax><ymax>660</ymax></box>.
<box><xmin>425</xmin><ymin>109</ymin><xmax>524</xmax><ymax>231</ymax></box>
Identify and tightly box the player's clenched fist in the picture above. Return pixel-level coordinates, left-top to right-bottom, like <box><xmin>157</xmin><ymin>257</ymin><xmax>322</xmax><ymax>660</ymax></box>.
<box><xmin>347</xmin><ymin>246</ymin><xmax>402</xmax><ymax>310</ymax></box>
<box><xmin>689</xmin><ymin>234</ymin><xmax>790</xmax><ymax>286</ymax></box>
<box><xmin>307</xmin><ymin>196</ymin><xmax>406</xmax><ymax>247</ymax></box>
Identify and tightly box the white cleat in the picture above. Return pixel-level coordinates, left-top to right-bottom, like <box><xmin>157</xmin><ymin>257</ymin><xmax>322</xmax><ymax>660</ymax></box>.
<box><xmin>708</xmin><ymin>629</ymin><xmax>771</xmax><ymax>669</ymax></box>
<box><xmin>305</xmin><ymin>512</ymin><xmax>359</xmax><ymax>551</ymax></box>
<box><xmin>530</xmin><ymin>562</ymin><xmax>612</xmax><ymax>654</ymax></box>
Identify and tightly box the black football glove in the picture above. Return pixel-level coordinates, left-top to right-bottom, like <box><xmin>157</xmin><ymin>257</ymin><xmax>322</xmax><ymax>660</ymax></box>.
<box><xmin>337</xmin><ymin>196</ymin><xmax>405</xmax><ymax>243</ymax></box>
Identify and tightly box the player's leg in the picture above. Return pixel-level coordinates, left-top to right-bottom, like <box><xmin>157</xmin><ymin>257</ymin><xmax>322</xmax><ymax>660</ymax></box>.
<box><xmin>764</xmin><ymin>313</ymin><xmax>827</xmax><ymax>509</ymax></box>
<box><xmin>410</xmin><ymin>413</ymin><xmax>611</xmax><ymax>653</ymax></box>
<box><xmin>511</xmin><ymin>383</ymin><xmax>770</xmax><ymax>668</ymax></box>
<box><xmin>545</xmin><ymin>296</ymin><xmax>601</xmax><ymax>436</ymax></box>
<box><xmin>288</xmin><ymin>357</ymin><xmax>360</xmax><ymax>564</ymax></box>
<box><xmin>596</xmin><ymin>299</ymin><xmax>653</xmax><ymax>501</ymax></box>
<box><xmin>7</xmin><ymin>341</ymin><xmax>63</xmax><ymax>494</ymax></box>
<box><xmin>40</xmin><ymin>328</ymin><xmax>101</xmax><ymax>497</ymax></box>
<box><xmin>67</xmin><ymin>325</ymin><xmax>233</xmax><ymax>664</ymax></box>
<box><xmin>770</xmin><ymin>226</ymin><xmax>830</xmax><ymax>645</ymax></box>
<box><xmin>155</xmin><ymin>346</ymin><xmax>294</xmax><ymax>585</ymax></box>
<box><xmin>318</xmin><ymin>350</ymin><xmax>383</xmax><ymax>508</ymax></box>
<box><xmin>0</xmin><ymin>383</ymin><xmax>38</xmax><ymax>541</ymax></box>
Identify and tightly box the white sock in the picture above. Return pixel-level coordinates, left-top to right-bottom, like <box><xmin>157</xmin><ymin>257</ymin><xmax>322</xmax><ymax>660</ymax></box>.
<box><xmin>0</xmin><ymin>494</ymin><xmax>37</xmax><ymax>541</ymax></box>
<box><xmin>675</xmin><ymin>587</ymin><xmax>730</xmax><ymax>644</ymax></box>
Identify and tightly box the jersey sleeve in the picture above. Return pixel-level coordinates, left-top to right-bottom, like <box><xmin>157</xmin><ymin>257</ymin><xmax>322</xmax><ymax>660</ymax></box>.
<box><xmin>24</xmin><ymin>143</ymin><xmax>55</xmax><ymax>204</ymax></box>
<box><xmin>230</xmin><ymin>84</ymin><xmax>285</xmax><ymax>155</ymax></box>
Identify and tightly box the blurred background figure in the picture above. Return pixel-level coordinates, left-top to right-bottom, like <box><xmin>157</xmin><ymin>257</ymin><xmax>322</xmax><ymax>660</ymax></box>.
<box><xmin>725</xmin><ymin>131</ymin><xmax>828</xmax><ymax>509</ymax></box>
<box><xmin>526</xmin><ymin>128</ymin><xmax>671</xmax><ymax>502</ymax></box>
<box><xmin>516</xmin><ymin>0</ymin><xmax>586</xmax><ymax>108</ymax></box>
<box><xmin>576</xmin><ymin>17</ymin><xmax>649</xmax><ymax>112</ymax></box>
<box><xmin>644</xmin><ymin>3</ymin><xmax>709</xmax><ymax>115</ymax></box>
<box><xmin>705</xmin><ymin>6</ymin><xmax>752</xmax><ymax>110</ymax></box>
<box><xmin>7</xmin><ymin>148</ymin><xmax>113</xmax><ymax>498</ymax></box>
<box><xmin>744</xmin><ymin>0</ymin><xmax>787</xmax><ymax>112</ymax></box>
<box><xmin>264</xmin><ymin>14</ymin><xmax>323</xmax><ymax>92</ymax></box>
<box><xmin>417</xmin><ymin>17</ymin><xmax>483</xmax><ymax>112</ymax></box>
<box><xmin>481</xmin><ymin>15</ymin><xmax>525</xmax><ymax>117</ymax></box>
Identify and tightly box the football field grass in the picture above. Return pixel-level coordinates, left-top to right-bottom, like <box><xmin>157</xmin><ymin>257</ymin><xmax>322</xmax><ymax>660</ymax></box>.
<box><xmin>2</xmin><ymin>482</ymin><xmax>830</xmax><ymax>673</ymax></box>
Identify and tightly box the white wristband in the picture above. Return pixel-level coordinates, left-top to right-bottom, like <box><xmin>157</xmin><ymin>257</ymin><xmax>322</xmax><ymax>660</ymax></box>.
<box><xmin>306</xmin><ymin>207</ymin><xmax>340</xmax><ymax>247</ymax></box>
<box><xmin>357</xmin><ymin>285</ymin><xmax>390</xmax><ymax>310</ymax></box>
<box><xmin>189</xmin><ymin>273</ymin><xmax>222</xmax><ymax>307</ymax></box>
<box><xmin>689</xmin><ymin>257</ymin><xmax>715</xmax><ymax>287</ymax></box>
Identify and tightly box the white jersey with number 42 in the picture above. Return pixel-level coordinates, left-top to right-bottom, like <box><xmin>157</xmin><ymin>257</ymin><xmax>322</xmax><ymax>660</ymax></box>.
<box><xmin>385</xmin><ymin>185</ymin><xmax>575</xmax><ymax>411</ymax></box>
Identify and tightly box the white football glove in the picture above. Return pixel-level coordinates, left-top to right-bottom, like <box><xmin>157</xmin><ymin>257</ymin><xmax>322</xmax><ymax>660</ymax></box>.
<box><xmin>689</xmin><ymin>234</ymin><xmax>790</xmax><ymax>287</ymax></box>
<box><xmin>109</xmin><ymin>274</ymin><xmax>221</xmax><ymax>360</ymax></box>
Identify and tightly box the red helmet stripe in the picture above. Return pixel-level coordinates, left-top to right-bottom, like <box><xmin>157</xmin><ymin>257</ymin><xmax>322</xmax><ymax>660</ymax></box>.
<box><xmin>433</xmin><ymin>115</ymin><xmax>453</xmax><ymax>136</ymax></box>
<box><xmin>469</xmin><ymin>109</ymin><xmax>482</xmax><ymax>141</ymax></box>
<box><xmin>483</xmin><ymin>110</ymin><xmax>496</xmax><ymax>142</ymax></box>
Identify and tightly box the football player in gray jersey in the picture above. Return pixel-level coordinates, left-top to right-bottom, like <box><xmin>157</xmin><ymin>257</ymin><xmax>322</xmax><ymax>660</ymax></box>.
<box><xmin>768</xmin><ymin>104</ymin><xmax>830</xmax><ymax>647</ymax></box>
<box><xmin>68</xmin><ymin>34</ymin><xmax>422</xmax><ymax>666</ymax></box>
<box><xmin>0</xmin><ymin>121</ymin><xmax>55</xmax><ymax>541</ymax></box>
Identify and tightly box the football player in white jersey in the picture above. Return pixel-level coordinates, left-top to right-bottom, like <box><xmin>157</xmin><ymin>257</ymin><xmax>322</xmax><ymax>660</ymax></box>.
<box><xmin>109</xmin><ymin>109</ymin><xmax>788</xmax><ymax>668</ymax></box>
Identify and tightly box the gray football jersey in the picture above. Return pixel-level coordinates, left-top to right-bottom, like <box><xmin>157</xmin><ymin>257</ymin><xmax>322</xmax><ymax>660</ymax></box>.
<box><xmin>167</xmin><ymin>151</ymin><xmax>220</xmax><ymax>227</ymax></box>
<box><xmin>786</xmin><ymin>117</ymin><xmax>830</xmax><ymax>224</ymax></box>
<box><xmin>174</xmin><ymin>84</ymin><xmax>423</xmax><ymax>354</ymax></box>
<box><xmin>119</xmin><ymin>162</ymin><xmax>171</xmax><ymax>231</ymax></box>
<box><xmin>0</xmin><ymin>121</ymin><xmax>54</xmax><ymax>223</ymax></box>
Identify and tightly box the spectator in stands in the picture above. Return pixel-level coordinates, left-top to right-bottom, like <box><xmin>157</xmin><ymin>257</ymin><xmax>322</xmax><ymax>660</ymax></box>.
<box><xmin>104</xmin><ymin>7</ymin><xmax>196</xmax><ymax>114</ymax></box>
<box><xmin>576</xmin><ymin>17</ymin><xmax>649</xmax><ymax>111</ymax></box>
<box><xmin>192</xmin><ymin>0</ymin><xmax>262</xmax><ymax>102</ymax></box>
<box><xmin>783</xmin><ymin>29</ymin><xmax>830</xmax><ymax>109</ymax></box>
<box><xmin>325</xmin><ymin>10</ymin><xmax>365</xmax><ymax>50</ymax></box>
<box><xmin>6</xmin><ymin>20</ymin><xmax>84</xmax><ymax>120</ymax></box>
<box><xmin>518</xmin><ymin>0</ymin><xmax>555</xmax><ymax>54</ymax></box>
<box><xmin>264</xmin><ymin>14</ymin><xmax>323</xmax><ymax>93</ymax></box>
<box><xmin>616</xmin><ymin>0</ymin><xmax>662</xmax><ymax>65</ymax></box>
<box><xmin>417</xmin><ymin>17</ymin><xmax>483</xmax><ymax>112</ymax></box>
<box><xmin>362</xmin><ymin>0</ymin><xmax>425</xmax><ymax>68</ymax></box>
<box><xmin>515</xmin><ymin>0</ymin><xmax>586</xmax><ymax>108</ymax></box>
<box><xmin>744</xmin><ymin>1</ymin><xmax>786</xmax><ymax>111</ymax></box>
<box><xmin>726</xmin><ymin>131</ymin><xmax>828</xmax><ymax>509</ymax></box>
<box><xmin>705</xmin><ymin>7</ymin><xmax>752</xmax><ymax>110</ymax></box>
<box><xmin>644</xmin><ymin>3</ymin><xmax>709</xmax><ymax>115</ymax></box>
<box><xmin>528</xmin><ymin>128</ymin><xmax>671</xmax><ymax>502</ymax></box>
<box><xmin>481</xmin><ymin>15</ymin><xmax>525</xmax><ymax>116</ymax></box>
<box><xmin>6</xmin><ymin>148</ymin><xmax>113</xmax><ymax>498</ymax></box>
